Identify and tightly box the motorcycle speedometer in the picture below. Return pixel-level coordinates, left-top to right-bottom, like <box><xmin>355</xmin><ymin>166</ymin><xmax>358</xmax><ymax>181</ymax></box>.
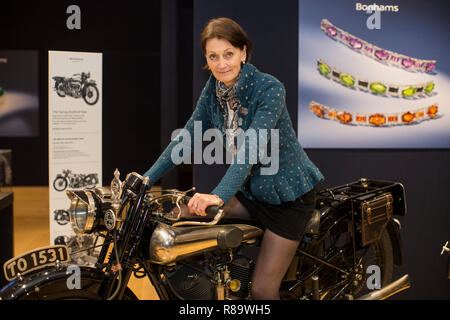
<box><xmin>66</xmin><ymin>190</ymin><xmax>98</xmax><ymax>234</ymax></box>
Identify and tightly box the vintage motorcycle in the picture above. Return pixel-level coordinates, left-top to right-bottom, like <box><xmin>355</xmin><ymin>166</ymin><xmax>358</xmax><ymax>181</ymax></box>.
<box><xmin>53</xmin><ymin>169</ymin><xmax>99</xmax><ymax>192</ymax></box>
<box><xmin>0</xmin><ymin>170</ymin><xmax>410</xmax><ymax>300</ymax></box>
<box><xmin>52</xmin><ymin>72</ymin><xmax>99</xmax><ymax>105</ymax></box>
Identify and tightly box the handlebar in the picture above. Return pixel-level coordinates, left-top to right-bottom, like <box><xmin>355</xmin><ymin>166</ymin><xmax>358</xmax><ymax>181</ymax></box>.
<box><xmin>182</xmin><ymin>196</ymin><xmax>221</xmax><ymax>216</ymax></box>
<box><xmin>171</xmin><ymin>195</ymin><xmax>225</xmax><ymax>227</ymax></box>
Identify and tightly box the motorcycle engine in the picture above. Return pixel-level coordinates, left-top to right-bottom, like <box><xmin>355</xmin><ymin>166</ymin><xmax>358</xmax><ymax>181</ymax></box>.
<box><xmin>165</xmin><ymin>263</ymin><xmax>215</xmax><ymax>300</ymax></box>
<box><xmin>165</xmin><ymin>245</ymin><xmax>257</xmax><ymax>300</ymax></box>
<box><xmin>70</xmin><ymin>81</ymin><xmax>82</xmax><ymax>98</ymax></box>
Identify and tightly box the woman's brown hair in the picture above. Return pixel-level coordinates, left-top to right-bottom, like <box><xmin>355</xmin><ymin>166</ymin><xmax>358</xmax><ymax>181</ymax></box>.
<box><xmin>200</xmin><ymin>17</ymin><xmax>253</xmax><ymax>70</ymax></box>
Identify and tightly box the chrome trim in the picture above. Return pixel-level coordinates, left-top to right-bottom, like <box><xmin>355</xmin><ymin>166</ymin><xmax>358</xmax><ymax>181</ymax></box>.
<box><xmin>172</xmin><ymin>209</ymin><xmax>225</xmax><ymax>227</ymax></box>
<box><xmin>149</xmin><ymin>223</ymin><xmax>263</xmax><ymax>265</ymax></box>
<box><xmin>110</xmin><ymin>168</ymin><xmax>123</xmax><ymax>202</ymax></box>
<box><xmin>357</xmin><ymin>274</ymin><xmax>410</xmax><ymax>300</ymax></box>
<box><xmin>66</xmin><ymin>190</ymin><xmax>97</xmax><ymax>234</ymax></box>
<box><xmin>441</xmin><ymin>241</ymin><xmax>449</xmax><ymax>255</ymax></box>
<box><xmin>393</xmin><ymin>218</ymin><xmax>401</xmax><ymax>230</ymax></box>
<box><xmin>94</xmin><ymin>186</ymin><xmax>112</xmax><ymax>200</ymax></box>
<box><xmin>125</xmin><ymin>171</ymin><xmax>144</xmax><ymax>181</ymax></box>
<box><xmin>397</xmin><ymin>182</ymin><xmax>408</xmax><ymax>215</ymax></box>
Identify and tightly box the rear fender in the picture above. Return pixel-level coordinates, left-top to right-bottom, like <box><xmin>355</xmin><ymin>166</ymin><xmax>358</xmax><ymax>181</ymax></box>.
<box><xmin>386</xmin><ymin>218</ymin><xmax>403</xmax><ymax>267</ymax></box>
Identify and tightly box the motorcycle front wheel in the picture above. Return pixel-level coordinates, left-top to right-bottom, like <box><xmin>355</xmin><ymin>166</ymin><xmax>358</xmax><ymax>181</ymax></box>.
<box><xmin>0</xmin><ymin>267</ymin><xmax>138</xmax><ymax>300</ymax></box>
<box><xmin>53</xmin><ymin>177</ymin><xmax>68</xmax><ymax>192</ymax></box>
<box><xmin>33</xmin><ymin>287</ymin><xmax>137</xmax><ymax>300</ymax></box>
<box><xmin>83</xmin><ymin>85</ymin><xmax>99</xmax><ymax>105</ymax></box>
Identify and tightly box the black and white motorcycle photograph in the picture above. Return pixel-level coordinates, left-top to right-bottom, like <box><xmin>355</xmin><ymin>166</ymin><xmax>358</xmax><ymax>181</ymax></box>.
<box><xmin>53</xmin><ymin>169</ymin><xmax>99</xmax><ymax>192</ymax></box>
<box><xmin>54</xmin><ymin>235</ymin><xmax>100</xmax><ymax>267</ymax></box>
<box><xmin>53</xmin><ymin>209</ymin><xmax>70</xmax><ymax>226</ymax></box>
<box><xmin>52</xmin><ymin>72</ymin><xmax>99</xmax><ymax>105</ymax></box>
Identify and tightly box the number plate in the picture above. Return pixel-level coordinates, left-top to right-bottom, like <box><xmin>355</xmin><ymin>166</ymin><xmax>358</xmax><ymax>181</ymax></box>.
<box><xmin>3</xmin><ymin>245</ymin><xmax>70</xmax><ymax>282</ymax></box>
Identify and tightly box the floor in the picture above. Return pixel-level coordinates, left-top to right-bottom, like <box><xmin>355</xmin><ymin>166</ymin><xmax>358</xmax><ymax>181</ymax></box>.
<box><xmin>12</xmin><ymin>186</ymin><xmax>159</xmax><ymax>300</ymax></box>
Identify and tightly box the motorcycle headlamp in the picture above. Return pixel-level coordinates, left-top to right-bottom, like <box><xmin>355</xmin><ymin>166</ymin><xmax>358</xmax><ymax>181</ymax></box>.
<box><xmin>66</xmin><ymin>190</ymin><xmax>98</xmax><ymax>234</ymax></box>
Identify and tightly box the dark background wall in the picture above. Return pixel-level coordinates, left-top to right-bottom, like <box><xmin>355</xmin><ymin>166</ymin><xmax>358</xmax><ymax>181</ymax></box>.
<box><xmin>0</xmin><ymin>0</ymin><xmax>449</xmax><ymax>299</ymax></box>
<box><xmin>192</xmin><ymin>0</ymin><xmax>450</xmax><ymax>299</ymax></box>
<box><xmin>0</xmin><ymin>0</ymin><xmax>164</xmax><ymax>186</ymax></box>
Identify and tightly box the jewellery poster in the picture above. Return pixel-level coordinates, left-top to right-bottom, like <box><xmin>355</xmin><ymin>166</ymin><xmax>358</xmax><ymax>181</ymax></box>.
<box><xmin>298</xmin><ymin>0</ymin><xmax>449</xmax><ymax>148</ymax></box>
<box><xmin>48</xmin><ymin>51</ymin><xmax>102</xmax><ymax>265</ymax></box>
<box><xmin>0</xmin><ymin>50</ymin><xmax>39</xmax><ymax>137</ymax></box>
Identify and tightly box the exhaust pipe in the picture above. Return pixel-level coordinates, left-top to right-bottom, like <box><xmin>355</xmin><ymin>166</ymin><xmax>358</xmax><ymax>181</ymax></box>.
<box><xmin>357</xmin><ymin>274</ymin><xmax>410</xmax><ymax>300</ymax></box>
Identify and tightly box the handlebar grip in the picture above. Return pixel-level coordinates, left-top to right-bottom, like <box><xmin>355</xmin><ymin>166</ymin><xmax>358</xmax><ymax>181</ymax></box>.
<box><xmin>183</xmin><ymin>196</ymin><xmax>221</xmax><ymax>215</ymax></box>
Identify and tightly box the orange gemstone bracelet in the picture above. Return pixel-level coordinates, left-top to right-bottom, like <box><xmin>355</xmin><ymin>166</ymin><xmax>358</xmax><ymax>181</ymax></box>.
<box><xmin>310</xmin><ymin>101</ymin><xmax>439</xmax><ymax>127</ymax></box>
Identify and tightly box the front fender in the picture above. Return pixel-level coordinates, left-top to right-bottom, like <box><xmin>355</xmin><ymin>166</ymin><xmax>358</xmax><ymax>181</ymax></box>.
<box><xmin>0</xmin><ymin>265</ymin><xmax>134</xmax><ymax>300</ymax></box>
<box><xmin>84</xmin><ymin>80</ymin><xmax>97</xmax><ymax>86</ymax></box>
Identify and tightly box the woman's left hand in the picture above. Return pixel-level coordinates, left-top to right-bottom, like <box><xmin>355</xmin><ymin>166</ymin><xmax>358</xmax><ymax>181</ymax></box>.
<box><xmin>188</xmin><ymin>193</ymin><xmax>224</xmax><ymax>216</ymax></box>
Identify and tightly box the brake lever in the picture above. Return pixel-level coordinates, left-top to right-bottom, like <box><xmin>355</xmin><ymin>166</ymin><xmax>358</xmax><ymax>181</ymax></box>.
<box><xmin>172</xmin><ymin>208</ymin><xmax>225</xmax><ymax>227</ymax></box>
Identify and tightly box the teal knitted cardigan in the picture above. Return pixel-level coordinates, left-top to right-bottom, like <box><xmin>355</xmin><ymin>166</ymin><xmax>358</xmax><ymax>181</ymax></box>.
<box><xmin>143</xmin><ymin>63</ymin><xmax>324</xmax><ymax>205</ymax></box>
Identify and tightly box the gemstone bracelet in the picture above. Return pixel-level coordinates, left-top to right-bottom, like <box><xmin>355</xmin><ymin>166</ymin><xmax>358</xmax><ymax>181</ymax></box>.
<box><xmin>321</xmin><ymin>19</ymin><xmax>436</xmax><ymax>73</ymax></box>
<box><xmin>310</xmin><ymin>100</ymin><xmax>439</xmax><ymax>127</ymax></box>
<box><xmin>317</xmin><ymin>59</ymin><xmax>435</xmax><ymax>98</ymax></box>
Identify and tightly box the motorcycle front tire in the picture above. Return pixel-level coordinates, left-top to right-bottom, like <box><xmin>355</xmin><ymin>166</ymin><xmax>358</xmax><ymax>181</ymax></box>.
<box><xmin>53</xmin><ymin>176</ymin><xmax>68</xmax><ymax>192</ymax></box>
<box><xmin>56</xmin><ymin>82</ymin><xmax>66</xmax><ymax>97</ymax></box>
<box><xmin>0</xmin><ymin>266</ymin><xmax>138</xmax><ymax>300</ymax></box>
<box><xmin>82</xmin><ymin>84</ymin><xmax>99</xmax><ymax>105</ymax></box>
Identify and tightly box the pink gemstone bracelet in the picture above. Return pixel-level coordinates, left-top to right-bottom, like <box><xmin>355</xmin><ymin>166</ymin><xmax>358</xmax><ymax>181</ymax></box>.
<box><xmin>317</xmin><ymin>59</ymin><xmax>436</xmax><ymax>98</ymax></box>
<box><xmin>321</xmin><ymin>19</ymin><xmax>436</xmax><ymax>73</ymax></box>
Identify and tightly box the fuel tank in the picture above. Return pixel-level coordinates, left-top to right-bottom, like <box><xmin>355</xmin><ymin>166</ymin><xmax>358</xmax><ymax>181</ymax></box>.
<box><xmin>149</xmin><ymin>223</ymin><xmax>263</xmax><ymax>265</ymax></box>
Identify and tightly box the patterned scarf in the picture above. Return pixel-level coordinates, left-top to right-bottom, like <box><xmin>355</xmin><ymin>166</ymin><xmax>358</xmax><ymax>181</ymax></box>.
<box><xmin>215</xmin><ymin>72</ymin><xmax>242</xmax><ymax>154</ymax></box>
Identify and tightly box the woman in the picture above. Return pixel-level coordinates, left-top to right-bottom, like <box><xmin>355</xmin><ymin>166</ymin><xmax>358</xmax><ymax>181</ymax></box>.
<box><xmin>144</xmin><ymin>17</ymin><xmax>324</xmax><ymax>300</ymax></box>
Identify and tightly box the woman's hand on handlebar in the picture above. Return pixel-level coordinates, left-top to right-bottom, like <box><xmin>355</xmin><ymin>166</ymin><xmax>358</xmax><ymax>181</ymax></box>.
<box><xmin>188</xmin><ymin>193</ymin><xmax>223</xmax><ymax>216</ymax></box>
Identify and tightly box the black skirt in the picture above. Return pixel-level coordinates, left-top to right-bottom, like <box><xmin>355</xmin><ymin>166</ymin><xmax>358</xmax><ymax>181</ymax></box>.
<box><xmin>235</xmin><ymin>187</ymin><xmax>316</xmax><ymax>241</ymax></box>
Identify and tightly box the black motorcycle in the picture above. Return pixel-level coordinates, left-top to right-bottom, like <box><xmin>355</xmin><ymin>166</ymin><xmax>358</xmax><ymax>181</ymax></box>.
<box><xmin>53</xmin><ymin>72</ymin><xmax>99</xmax><ymax>105</ymax></box>
<box><xmin>53</xmin><ymin>169</ymin><xmax>99</xmax><ymax>192</ymax></box>
<box><xmin>0</xmin><ymin>170</ymin><xmax>410</xmax><ymax>300</ymax></box>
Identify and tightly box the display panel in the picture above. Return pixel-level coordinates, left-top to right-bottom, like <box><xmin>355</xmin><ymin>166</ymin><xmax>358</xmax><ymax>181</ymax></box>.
<box><xmin>298</xmin><ymin>0</ymin><xmax>449</xmax><ymax>148</ymax></box>
<box><xmin>48</xmin><ymin>51</ymin><xmax>103</xmax><ymax>265</ymax></box>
